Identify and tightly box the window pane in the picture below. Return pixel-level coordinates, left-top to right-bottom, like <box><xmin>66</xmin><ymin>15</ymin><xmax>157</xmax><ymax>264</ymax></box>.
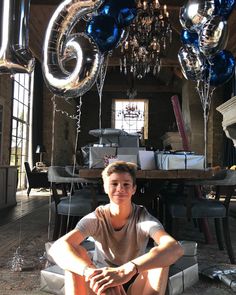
<box><xmin>12</xmin><ymin>120</ymin><xmax>17</xmax><ymax>136</ymax></box>
<box><xmin>13</xmin><ymin>100</ymin><xmax>18</xmax><ymax>117</ymax></box>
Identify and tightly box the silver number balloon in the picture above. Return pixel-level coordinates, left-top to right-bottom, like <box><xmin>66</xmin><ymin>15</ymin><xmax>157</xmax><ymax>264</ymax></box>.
<box><xmin>0</xmin><ymin>0</ymin><xmax>35</xmax><ymax>74</ymax></box>
<box><xmin>199</xmin><ymin>15</ymin><xmax>228</xmax><ymax>57</ymax></box>
<box><xmin>179</xmin><ymin>0</ymin><xmax>215</xmax><ymax>32</ymax></box>
<box><xmin>178</xmin><ymin>46</ymin><xmax>205</xmax><ymax>81</ymax></box>
<box><xmin>42</xmin><ymin>0</ymin><xmax>103</xmax><ymax>98</ymax></box>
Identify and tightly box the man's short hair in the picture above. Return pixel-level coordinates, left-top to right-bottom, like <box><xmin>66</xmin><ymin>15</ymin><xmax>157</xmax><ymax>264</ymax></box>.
<box><xmin>102</xmin><ymin>161</ymin><xmax>137</xmax><ymax>185</ymax></box>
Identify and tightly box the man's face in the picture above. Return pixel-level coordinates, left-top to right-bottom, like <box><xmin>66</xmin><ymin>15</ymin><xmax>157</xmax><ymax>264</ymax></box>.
<box><xmin>104</xmin><ymin>172</ymin><xmax>136</xmax><ymax>205</ymax></box>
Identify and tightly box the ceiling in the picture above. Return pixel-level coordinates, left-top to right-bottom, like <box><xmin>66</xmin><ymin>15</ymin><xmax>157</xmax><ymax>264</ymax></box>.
<box><xmin>29</xmin><ymin>1</ymin><xmax>236</xmax><ymax>90</ymax></box>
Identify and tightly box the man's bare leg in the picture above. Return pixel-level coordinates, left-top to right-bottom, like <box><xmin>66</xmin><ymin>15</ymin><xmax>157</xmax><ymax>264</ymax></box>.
<box><xmin>64</xmin><ymin>244</ymin><xmax>96</xmax><ymax>295</ymax></box>
<box><xmin>127</xmin><ymin>267</ymin><xmax>169</xmax><ymax>295</ymax></box>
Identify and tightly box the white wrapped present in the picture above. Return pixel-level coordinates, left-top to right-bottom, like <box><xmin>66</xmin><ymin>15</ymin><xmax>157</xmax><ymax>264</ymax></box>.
<box><xmin>156</xmin><ymin>152</ymin><xmax>204</xmax><ymax>170</ymax></box>
<box><xmin>167</xmin><ymin>241</ymin><xmax>199</xmax><ymax>295</ymax></box>
<box><xmin>41</xmin><ymin>265</ymin><xmax>64</xmax><ymax>295</ymax></box>
<box><xmin>138</xmin><ymin>150</ymin><xmax>156</xmax><ymax>170</ymax></box>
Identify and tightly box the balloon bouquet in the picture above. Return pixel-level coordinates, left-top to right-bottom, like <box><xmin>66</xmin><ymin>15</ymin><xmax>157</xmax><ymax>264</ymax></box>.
<box><xmin>178</xmin><ymin>0</ymin><xmax>235</xmax><ymax>168</ymax></box>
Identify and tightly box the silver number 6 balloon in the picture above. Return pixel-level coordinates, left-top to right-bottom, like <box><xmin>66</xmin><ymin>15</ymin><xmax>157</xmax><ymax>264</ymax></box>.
<box><xmin>42</xmin><ymin>0</ymin><xmax>104</xmax><ymax>98</ymax></box>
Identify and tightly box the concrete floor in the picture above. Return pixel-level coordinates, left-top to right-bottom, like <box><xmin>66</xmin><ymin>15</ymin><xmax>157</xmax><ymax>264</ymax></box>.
<box><xmin>0</xmin><ymin>190</ymin><xmax>236</xmax><ymax>295</ymax></box>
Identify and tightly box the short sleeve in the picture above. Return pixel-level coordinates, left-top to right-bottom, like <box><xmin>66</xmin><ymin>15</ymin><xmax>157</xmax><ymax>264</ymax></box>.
<box><xmin>75</xmin><ymin>212</ymin><xmax>99</xmax><ymax>238</ymax></box>
<box><xmin>138</xmin><ymin>207</ymin><xmax>164</xmax><ymax>238</ymax></box>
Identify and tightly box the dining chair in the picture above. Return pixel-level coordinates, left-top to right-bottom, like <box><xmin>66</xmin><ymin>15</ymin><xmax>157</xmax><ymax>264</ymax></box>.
<box><xmin>24</xmin><ymin>161</ymin><xmax>50</xmax><ymax>197</ymax></box>
<box><xmin>162</xmin><ymin>170</ymin><xmax>236</xmax><ymax>264</ymax></box>
<box><xmin>48</xmin><ymin>166</ymin><xmax>108</xmax><ymax>240</ymax></box>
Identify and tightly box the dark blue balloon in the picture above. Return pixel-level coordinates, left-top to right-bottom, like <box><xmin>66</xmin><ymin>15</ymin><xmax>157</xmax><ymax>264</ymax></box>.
<box><xmin>86</xmin><ymin>15</ymin><xmax>122</xmax><ymax>53</ymax></box>
<box><xmin>214</xmin><ymin>0</ymin><xmax>235</xmax><ymax>19</ymax></box>
<box><xmin>99</xmin><ymin>0</ymin><xmax>137</xmax><ymax>27</ymax></box>
<box><xmin>181</xmin><ymin>30</ymin><xmax>199</xmax><ymax>49</ymax></box>
<box><xmin>208</xmin><ymin>50</ymin><xmax>235</xmax><ymax>86</ymax></box>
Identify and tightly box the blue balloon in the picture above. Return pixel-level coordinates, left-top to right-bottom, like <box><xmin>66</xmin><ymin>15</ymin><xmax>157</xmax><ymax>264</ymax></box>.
<box><xmin>181</xmin><ymin>30</ymin><xmax>199</xmax><ymax>49</ymax></box>
<box><xmin>208</xmin><ymin>50</ymin><xmax>235</xmax><ymax>86</ymax></box>
<box><xmin>214</xmin><ymin>0</ymin><xmax>235</xmax><ymax>18</ymax></box>
<box><xmin>99</xmin><ymin>0</ymin><xmax>137</xmax><ymax>27</ymax></box>
<box><xmin>86</xmin><ymin>15</ymin><xmax>122</xmax><ymax>53</ymax></box>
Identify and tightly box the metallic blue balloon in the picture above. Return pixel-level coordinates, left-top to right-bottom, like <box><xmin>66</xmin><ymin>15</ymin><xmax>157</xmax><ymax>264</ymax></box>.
<box><xmin>86</xmin><ymin>15</ymin><xmax>122</xmax><ymax>53</ymax></box>
<box><xmin>208</xmin><ymin>50</ymin><xmax>235</xmax><ymax>86</ymax></box>
<box><xmin>99</xmin><ymin>0</ymin><xmax>137</xmax><ymax>27</ymax></box>
<box><xmin>214</xmin><ymin>0</ymin><xmax>235</xmax><ymax>19</ymax></box>
<box><xmin>181</xmin><ymin>29</ymin><xmax>199</xmax><ymax>49</ymax></box>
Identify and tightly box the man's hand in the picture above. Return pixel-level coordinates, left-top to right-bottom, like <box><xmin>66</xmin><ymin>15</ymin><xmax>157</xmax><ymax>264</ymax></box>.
<box><xmin>84</xmin><ymin>263</ymin><xmax>136</xmax><ymax>295</ymax></box>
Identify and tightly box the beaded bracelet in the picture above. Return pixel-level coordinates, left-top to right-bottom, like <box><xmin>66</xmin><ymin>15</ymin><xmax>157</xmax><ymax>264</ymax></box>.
<box><xmin>130</xmin><ymin>261</ymin><xmax>139</xmax><ymax>274</ymax></box>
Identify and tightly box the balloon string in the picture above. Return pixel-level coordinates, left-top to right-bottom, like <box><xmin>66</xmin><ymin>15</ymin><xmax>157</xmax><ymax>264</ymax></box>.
<box><xmin>96</xmin><ymin>54</ymin><xmax>109</xmax><ymax>129</ymax></box>
<box><xmin>66</xmin><ymin>98</ymin><xmax>83</xmax><ymax>232</ymax></box>
<box><xmin>18</xmin><ymin>200</ymin><xmax>23</xmax><ymax>249</ymax></box>
<box><xmin>196</xmin><ymin>65</ymin><xmax>215</xmax><ymax>169</ymax></box>
<box><xmin>46</xmin><ymin>95</ymin><xmax>57</xmax><ymax>241</ymax></box>
<box><xmin>50</xmin><ymin>95</ymin><xmax>83</xmax><ymax>233</ymax></box>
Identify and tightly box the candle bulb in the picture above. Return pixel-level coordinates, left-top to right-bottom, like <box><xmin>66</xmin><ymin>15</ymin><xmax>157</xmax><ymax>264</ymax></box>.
<box><xmin>155</xmin><ymin>0</ymin><xmax>160</xmax><ymax>9</ymax></box>
<box><xmin>143</xmin><ymin>1</ymin><xmax>147</xmax><ymax>10</ymax></box>
<box><xmin>164</xmin><ymin>4</ymin><xmax>167</xmax><ymax>16</ymax></box>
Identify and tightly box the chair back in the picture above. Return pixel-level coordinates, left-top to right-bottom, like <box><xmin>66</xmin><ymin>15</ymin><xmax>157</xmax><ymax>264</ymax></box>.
<box><xmin>48</xmin><ymin>166</ymin><xmax>97</xmax><ymax>184</ymax></box>
<box><xmin>24</xmin><ymin>162</ymin><xmax>32</xmax><ymax>181</ymax></box>
<box><xmin>185</xmin><ymin>170</ymin><xmax>236</xmax><ymax>186</ymax></box>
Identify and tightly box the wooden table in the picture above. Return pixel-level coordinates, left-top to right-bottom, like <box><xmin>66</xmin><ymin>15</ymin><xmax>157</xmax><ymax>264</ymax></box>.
<box><xmin>79</xmin><ymin>168</ymin><xmax>216</xmax><ymax>180</ymax></box>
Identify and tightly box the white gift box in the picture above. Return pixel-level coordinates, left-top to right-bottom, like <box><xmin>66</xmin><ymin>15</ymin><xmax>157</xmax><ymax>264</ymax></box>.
<box><xmin>108</xmin><ymin>155</ymin><xmax>138</xmax><ymax>165</ymax></box>
<box><xmin>117</xmin><ymin>147</ymin><xmax>146</xmax><ymax>167</ymax></box>
<box><xmin>138</xmin><ymin>150</ymin><xmax>156</xmax><ymax>170</ymax></box>
<box><xmin>118</xmin><ymin>155</ymin><xmax>138</xmax><ymax>165</ymax></box>
<box><xmin>167</xmin><ymin>241</ymin><xmax>198</xmax><ymax>295</ymax></box>
<box><xmin>156</xmin><ymin>152</ymin><xmax>205</xmax><ymax>170</ymax></box>
<box><xmin>41</xmin><ymin>265</ymin><xmax>65</xmax><ymax>295</ymax></box>
<box><xmin>168</xmin><ymin>258</ymin><xmax>199</xmax><ymax>295</ymax></box>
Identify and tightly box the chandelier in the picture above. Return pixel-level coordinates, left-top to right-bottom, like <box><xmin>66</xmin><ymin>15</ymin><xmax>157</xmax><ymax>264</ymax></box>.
<box><xmin>119</xmin><ymin>0</ymin><xmax>172</xmax><ymax>79</ymax></box>
<box><xmin>118</xmin><ymin>103</ymin><xmax>143</xmax><ymax>120</ymax></box>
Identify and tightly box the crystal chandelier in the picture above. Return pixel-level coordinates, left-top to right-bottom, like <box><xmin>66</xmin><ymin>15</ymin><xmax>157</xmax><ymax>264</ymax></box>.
<box><xmin>119</xmin><ymin>0</ymin><xmax>172</xmax><ymax>79</ymax></box>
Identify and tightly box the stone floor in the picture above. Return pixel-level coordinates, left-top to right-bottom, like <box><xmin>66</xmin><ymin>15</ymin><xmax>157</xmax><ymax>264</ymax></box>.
<box><xmin>0</xmin><ymin>190</ymin><xmax>236</xmax><ymax>295</ymax></box>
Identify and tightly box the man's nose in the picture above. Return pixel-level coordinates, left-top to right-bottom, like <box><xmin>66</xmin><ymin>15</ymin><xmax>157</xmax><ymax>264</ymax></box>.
<box><xmin>117</xmin><ymin>183</ymin><xmax>125</xmax><ymax>191</ymax></box>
